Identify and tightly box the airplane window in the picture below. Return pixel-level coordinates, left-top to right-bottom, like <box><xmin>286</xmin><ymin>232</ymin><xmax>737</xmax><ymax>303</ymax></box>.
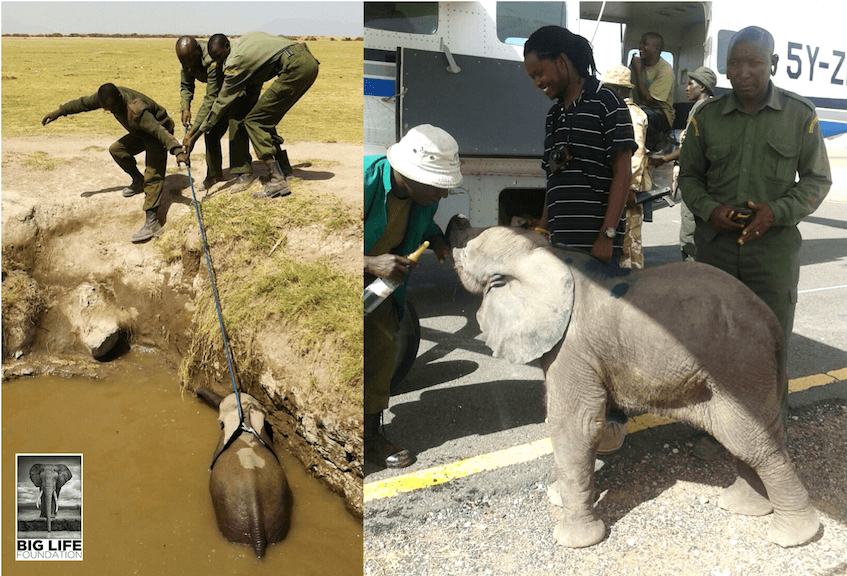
<box><xmin>364</xmin><ymin>2</ymin><xmax>438</xmax><ymax>35</ymax></box>
<box><xmin>716</xmin><ymin>30</ymin><xmax>736</xmax><ymax>74</ymax></box>
<box><xmin>496</xmin><ymin>1</ymin><xmax>567</xmax><ymax>46</ymax></box>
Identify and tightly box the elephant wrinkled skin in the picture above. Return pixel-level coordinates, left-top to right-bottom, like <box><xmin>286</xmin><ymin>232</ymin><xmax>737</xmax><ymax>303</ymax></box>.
<box><xmin>198</xmin><ymin>387</ymin><xmax>291</xmax><ymax>558</ymax></box>
<box><xmin>446</xmin><ymin>215</ymin><xmax>820</xmax><ymax>548</ymax></box>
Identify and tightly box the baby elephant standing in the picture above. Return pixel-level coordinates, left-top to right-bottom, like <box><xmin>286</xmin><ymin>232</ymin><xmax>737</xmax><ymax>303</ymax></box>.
<box><xmin>197</xmin><ymin>387</ymin><xmax>291</xmax><ymax>558</ymax></box>
<box><xmin>447</xmin><ymin>216</ymin><xmax>819</xmax><ymax>549</ymax></box>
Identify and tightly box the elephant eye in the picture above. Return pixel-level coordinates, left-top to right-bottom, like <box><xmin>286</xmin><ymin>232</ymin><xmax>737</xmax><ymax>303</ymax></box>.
<box><xmin>486</xmin><ymin>274</ymin><xmax>507</xmax><ymax>294</ymax></box>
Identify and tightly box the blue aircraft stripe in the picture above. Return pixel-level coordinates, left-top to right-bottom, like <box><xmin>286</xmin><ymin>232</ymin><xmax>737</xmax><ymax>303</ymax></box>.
<box><xmin>365</xmin><ymin>78</ymin><xmax>396</xmax><ymax>98</ymax></box>
<box><xmin>820</xmin><ymin>120</ymin><xmax>847</xmax><ymax>138</ymax></box>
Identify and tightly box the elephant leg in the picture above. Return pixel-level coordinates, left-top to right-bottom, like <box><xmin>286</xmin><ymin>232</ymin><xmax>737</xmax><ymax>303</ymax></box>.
<box><xmin>544</xmin><ymin>364</ymin><xmax>607</xmax><ymax>548</ymax></box>
<box><xmin>756</xmin><ymin>455</ymin><xmax>820</xmax><ymax>547</ymax></box>
<box><xmin>709</xmin><ymin>398</ymin><xmax>819</xmax><ymax>546</ymax></box>
<box><xmin>718</xmin><ymin>460</ymin><xmax>774</xmax><ymax>516</ymax></box>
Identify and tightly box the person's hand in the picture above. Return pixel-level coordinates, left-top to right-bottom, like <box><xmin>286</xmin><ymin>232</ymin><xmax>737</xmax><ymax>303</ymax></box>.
<box><xmin>626</xmin><ymin>188</ymin><xmax>638</xmax><ymax>208</ymax></box>
<box><xmin>365</xmin><ymin>254</ymin><xmax>416</xmax><ymax>284</ymax></box>
<box><xmin>181</xmin><ymin>109</ymin><xmax>192</xmax><ymax>127</ymax></box>
<box><xmin>182</xmin><ymin>128</ymin><xmax>196</xmax><ymax>149</ymax></box>
<box><xmin>738</xmin><ymin>201</ymin><xmax>775</xmax><ymax>245</ymax></box>
<box><xmin>649</xmin><ymin>154</ymin><xmax>666</xmax><ymax>166</ymax></box>
<box><xmin>708</xmin><ymin>204</ymin><xmax>746</xmax><ymax>233</ymax></box>
<box><xmin>184</xmin><ymin>131</ymin><xmax>201</xmax><ymax>155</ymax></box>
<box><xmin>41</xmin><ymin>110</ymin><xmax>61</xmax><ymax>126</ymax></box>
<box><xmin>630</xmin><ymin>54</ymin><xmax>642</xmax><ymax>72</ymax></box>
<box><xmin>427</xmin><ymin>234</ymin><xmax>450</xmax><ymax>264</ymax></box>
<box><xmin>590</xmin><ymin>235</ymin><xmax>614</xmax><ymax>264</ymax></box>
<box><xmin>175</xmin><ymin>147</ymin><xmax>190</xmax><ymax>167</ymax></box>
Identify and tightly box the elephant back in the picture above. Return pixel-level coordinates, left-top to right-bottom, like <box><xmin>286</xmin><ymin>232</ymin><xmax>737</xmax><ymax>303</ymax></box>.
<box><xmin>209</xmin><ymin>434</ymin><xmax>290</xmax><ymax>557</ymax></box>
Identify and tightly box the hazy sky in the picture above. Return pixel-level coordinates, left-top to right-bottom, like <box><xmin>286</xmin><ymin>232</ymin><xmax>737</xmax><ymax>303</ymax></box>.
<box><xmin>0</xmin><ymin>1</ymin><xmax>364</xmax><ymax>36</ymax></box>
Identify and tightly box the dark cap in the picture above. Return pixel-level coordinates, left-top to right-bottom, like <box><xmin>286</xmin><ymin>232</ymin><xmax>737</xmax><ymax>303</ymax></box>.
<box><xmin>688</xmin><ymin>66</ymin><xmax>717</xmax><ymax>96</ymax></box>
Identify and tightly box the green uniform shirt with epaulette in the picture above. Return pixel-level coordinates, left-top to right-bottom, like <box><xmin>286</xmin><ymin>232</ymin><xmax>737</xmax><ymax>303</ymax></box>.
<box><xmin>58</xmin><ymin>86</ymin><xmax>181</xmax><ymax>153</ymax></box>
<box><xmin>678</xmin><ymin>81</ymin><xmax>831</xmax><ymax>230</ymax></box>
<box><xmin>179</xmin><ymin>39</ymin><xmax>222</xmax><ymax>133</ymax></box>
<box><xmin>198</xmin><ymin>31</ymin><xmax>298</xmax><ymax>134</ymax></box>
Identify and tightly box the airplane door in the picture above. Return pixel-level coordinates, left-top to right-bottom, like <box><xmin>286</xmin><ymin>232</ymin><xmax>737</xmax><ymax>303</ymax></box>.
<box><xmin>398</xmin><ymin>47</ymin><xmax>552</xmax><ymax>157</ymax></box>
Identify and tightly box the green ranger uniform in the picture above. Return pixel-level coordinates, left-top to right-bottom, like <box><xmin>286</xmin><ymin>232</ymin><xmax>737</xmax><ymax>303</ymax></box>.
<box><xmin>180</xmin><ymin>39</ymin><xmax>250</xmax><ymax>180</ymax></box>
<box><xmin>58</xmin><ymin>86</ymin><xmax>182</xmax><ymax>212</ymax></box>
<box><xmin>198</xmin><ymin>32</ymin><xmax>319</xmax><ymax>166</ymax></box>
<box><xmin>679</xmin><ymin>82</ymin><xmax>831</xmax><ymax>410</ymax></box>
<box><xmin>180</xmin><ymin>39</ymin><xmax>220</xmax><ymax>133</ymax></box>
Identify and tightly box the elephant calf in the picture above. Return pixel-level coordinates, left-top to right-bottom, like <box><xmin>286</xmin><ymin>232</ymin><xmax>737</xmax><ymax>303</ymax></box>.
<box><xmin>197</xmin><ymin>387</ymin><xmax>291</xmax><ymax>558</ymax></box>
<box><xmin>447</xmin><ymin>215</ymin><xmax>819</xmax><ymax>548</ymax></box>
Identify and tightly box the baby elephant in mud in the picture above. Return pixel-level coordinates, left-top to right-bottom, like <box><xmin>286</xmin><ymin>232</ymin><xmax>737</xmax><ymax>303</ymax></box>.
<box><xmin>446</xmin><ymin>215</ymin><xmax>819</xmax><ymax>548</ymax></box>
<box><xmin>197</xmin><ymin>387</ymin><xmax>291</xmax><ymax>558</ymax></box>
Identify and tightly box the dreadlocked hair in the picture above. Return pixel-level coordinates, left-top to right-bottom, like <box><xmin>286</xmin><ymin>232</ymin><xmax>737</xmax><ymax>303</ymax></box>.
<box><xmin>524</xmin><ymin>25</ymin><xmax>597</xmax><ymax>79</ymax></box>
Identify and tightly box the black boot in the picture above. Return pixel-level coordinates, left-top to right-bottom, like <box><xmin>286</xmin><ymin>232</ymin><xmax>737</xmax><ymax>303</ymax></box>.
<box><xmin>253</xmin><ymin>159</ymin><xmax>291</xmax><ymax>199</ymax></box>
<box><xmin>227</xmin><ymin>172</ymin><xmax>256</xmax><ymax>194</ymax></box>
<box><xmin>364</xmin><ymin>413</ymin><xmax>414</xmax><ymax>469</ymax></box>
<box><xmin>121</xmin><ymin>172</ymin><xmax>144</xmax><ymax>197</ymax></box>
<box><xmin>277</xmin><ymin>148</ymin><xmax>294</xmax><ymax>177</ymax></box>
<box><xmin>271</xmin><ymin>133</ymin><xmax>294</xmax><ymax>177</ymax></box>
<box><xmin>131</xmin><ymin>209</ymin><xmax>162</xmax><ymax>243</ymax></box>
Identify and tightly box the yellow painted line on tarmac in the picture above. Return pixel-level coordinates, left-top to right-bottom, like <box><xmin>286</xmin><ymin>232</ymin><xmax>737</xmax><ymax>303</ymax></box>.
<box><xmin>790</xmin><ymin>373</ymin><xmax>837</xmax><ymax>392</ymax></box>
<box><xmin>364</xmin><ymin>368</ymin><xmax>847</xmax><ymax>503</ymax></box>
<box><xmin>364</xmin><ymin>437</ymin><xmax>554</xmax><ymax>502</ymax></box>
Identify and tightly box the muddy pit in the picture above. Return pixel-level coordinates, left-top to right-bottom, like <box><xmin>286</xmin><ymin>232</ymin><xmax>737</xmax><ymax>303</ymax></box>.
<box><xmin>2</xmin><ymin>136</ymin><xmax>365</xmax><ymax>542</ymax></box>
<box><xmin>3</xmin><ymin>353</ymin><xmax>363</xmax><ymax>574</ymax></box>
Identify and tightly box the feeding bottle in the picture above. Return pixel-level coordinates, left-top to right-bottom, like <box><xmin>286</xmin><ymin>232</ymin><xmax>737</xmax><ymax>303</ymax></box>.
<box><xmin>364</xmin><ymin>241</ymin><xmax>429</xmax><ymax>315</ymax></box>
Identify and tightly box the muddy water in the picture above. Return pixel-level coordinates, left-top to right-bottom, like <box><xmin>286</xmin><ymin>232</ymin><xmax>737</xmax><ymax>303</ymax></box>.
<box><xmin>2</xmin><ymin>351</ymin><xmax>363</xmax><ymax>575</ymax></box>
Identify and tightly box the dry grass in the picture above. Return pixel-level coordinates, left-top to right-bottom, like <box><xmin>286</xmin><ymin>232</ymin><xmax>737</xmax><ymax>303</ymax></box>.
<box><xmin>1</xmin><ymin>37</ymin><xmax>363</xmax><ymax>143</ymax></box>
<box><xmin>1</xmin><ymin>36</ymin><xmax>364</xmax><ymax>408</ymax></box>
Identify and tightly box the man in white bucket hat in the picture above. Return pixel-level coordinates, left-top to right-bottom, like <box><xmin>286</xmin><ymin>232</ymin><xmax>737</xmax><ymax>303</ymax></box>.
<box><xmin>364</xmin><ymin>124</ymin><xmax>463</xmax><ymax>468</ymax></box>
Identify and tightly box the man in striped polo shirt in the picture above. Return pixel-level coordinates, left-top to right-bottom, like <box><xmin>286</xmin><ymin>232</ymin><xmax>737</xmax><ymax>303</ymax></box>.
<box><xmin>524</xmin><ymin>26</ymin><xmax>637</xmax><ymax>267</ymax></box>
<box><xmin>523</xmin><ymin>26</ymin><xmax>637</xmax><ymax>455</ymax></box>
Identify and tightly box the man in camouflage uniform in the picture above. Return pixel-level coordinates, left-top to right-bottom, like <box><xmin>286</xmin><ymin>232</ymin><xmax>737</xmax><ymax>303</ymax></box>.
<box><xmin>602</xmin><ymin>65</ymin><xmax>650</xmax><ymax>269</ymax></box>
<box><xmin>185</xmin><ymin>32</ymin><xmax>319</xmax><ymax>199</ymax></box>
<box><xmin>176</xmin><ymin>36</ymin><xmax>250</xmax><ymax>192</ymax></box>
<box><xmin>679</xmin><ymin>27</ymin><xmax>831</xmax><ymax>454</ymax></box>
<box><xmin>42</xmin><ymin>83</ymin><xmax>189</xmax><ymax>243</ymax></box>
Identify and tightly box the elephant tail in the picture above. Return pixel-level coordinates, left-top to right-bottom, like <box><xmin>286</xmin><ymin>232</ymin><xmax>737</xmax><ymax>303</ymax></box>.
<box><xmin>771</xmin><ymin>321</ymin><xmax>788</xmax><ymax>410</ymax></box>
<box><xmin>248</xmin><ymin>502</ymin><xmax>268</xmax><ymax>558</ymax></box>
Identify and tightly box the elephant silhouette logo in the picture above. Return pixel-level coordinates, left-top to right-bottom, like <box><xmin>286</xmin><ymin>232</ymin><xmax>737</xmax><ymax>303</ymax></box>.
<box><xmin>16</xmin><ymin>454</ymin><xmax>83</xmax><ymax>561</ymax></box>
<box><xmin>29</xmin><ymin>463</ymin><xmax>72</xmax><ymax>535</ymax></box>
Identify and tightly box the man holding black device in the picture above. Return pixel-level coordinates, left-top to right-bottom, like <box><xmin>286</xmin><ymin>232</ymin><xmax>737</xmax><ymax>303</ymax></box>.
<box><xmin>678</xmin><ymin>26</ymin><xmax>831</xmax><ymax>456</ymax></box>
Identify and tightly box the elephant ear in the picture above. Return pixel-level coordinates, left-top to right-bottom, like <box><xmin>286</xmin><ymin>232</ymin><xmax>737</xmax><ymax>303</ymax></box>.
<box><xmin>477</xmin><ymin>247</ymin><xmax>574</xmax><ymax>364</ymax></box>
<box><xmin>247</xmin><ymin>407</ymin><xmax>276</xmax><ymax>448</ymax></box>
<box><xmin>29</xmin><ymin>464</ymin><xmax>44</xmax><ymax>487</ymax></box>
<box><xmin>56</xmin><ymin>465</ymin><xmax>72</xmax><ymax>492</ymax></box>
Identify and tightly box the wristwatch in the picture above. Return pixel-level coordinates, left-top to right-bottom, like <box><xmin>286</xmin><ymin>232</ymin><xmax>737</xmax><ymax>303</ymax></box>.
<box><xmin>603</xmin><ymin>227</ymin><xmax>616</xmax><ymax>239</ymax></box>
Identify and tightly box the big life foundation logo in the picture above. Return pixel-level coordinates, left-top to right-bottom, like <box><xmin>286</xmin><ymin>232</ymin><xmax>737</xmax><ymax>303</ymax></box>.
<box><xmin>15</xmin><ymin>454</ymin><xmax>83</xmax><ymax>561</ymax></box>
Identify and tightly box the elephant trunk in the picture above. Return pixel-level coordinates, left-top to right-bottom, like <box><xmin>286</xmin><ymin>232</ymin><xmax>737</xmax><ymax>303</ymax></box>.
<box><xmin>197</xmin><ymin>387</ymin><xmax>225</xmax><ymax>408</ymax></box>
<box><xmin>39</xmin><ymin>482</ymin><xmax>56</xmax><ymax>535</ymax></box>
<box><xmin>446</xmin><ymin>214</ymin><xmax>474</xmax><ymax>249</ymax></box>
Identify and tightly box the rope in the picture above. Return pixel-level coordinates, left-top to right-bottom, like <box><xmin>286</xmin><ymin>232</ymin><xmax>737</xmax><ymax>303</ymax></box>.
<box><xmin>183</xmin><ymin>151</ymin><xmax>279</xmax><ymax>469</ymax></box>
<box><xmin>185</xmin><ymin>160</ymin><xmax>244</xmax><ymax>424</ymax></box>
